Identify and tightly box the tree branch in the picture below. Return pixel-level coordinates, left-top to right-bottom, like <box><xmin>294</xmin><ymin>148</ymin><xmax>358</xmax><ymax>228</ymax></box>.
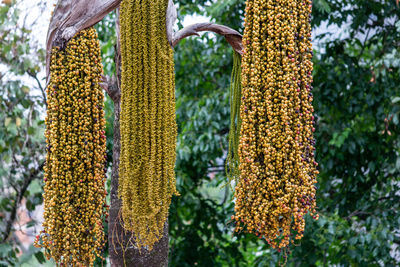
<box><xmin>166</xmin><ymin>0</ymin><xmax>177</xmax><ymax>46</ymax></box>
<box><xmin>46</xmin><ymin>0</ymin><xmax>123</xmax><ymax>80</ymax></box>
<box><xmin>1</xmin><ymin>162</ymin><xmax>44</xmax><ymax>243</ymax></box>
<box><xmin>344</xmin><ymin>210</ymin><xmax>372</xmax><ymax>221</ymax></box>
<box><xmin>172</xmin><ymin>23</ymin><xmax>243</xmax><ymax>55</ymax></box>
<box><xmin>27</xmin><ymin>70</ymin><xmax>47</xmax><ymax>108</ymax></box>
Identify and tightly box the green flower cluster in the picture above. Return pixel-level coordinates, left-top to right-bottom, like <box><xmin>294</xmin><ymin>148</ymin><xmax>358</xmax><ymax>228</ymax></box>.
<box><xmin>119</xmin><ymin>0</ymin><xmax>178</xmax><ymax>251</ymax></box>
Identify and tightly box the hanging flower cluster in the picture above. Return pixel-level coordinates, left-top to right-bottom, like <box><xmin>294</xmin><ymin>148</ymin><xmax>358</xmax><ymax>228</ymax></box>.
<box><xmin>233</xmin><ymin>0</ymin><xmax>319</xmax><ymax>249</ymax></box>
<box><xmin>34</xmin><ymin>28</ymin><xmax>107</xmax><ymax>265</ymax></box>
<box><xmin>119</xmin><ymin>0</ymin><xmax>178</xmax><ymax>251</ymax></box>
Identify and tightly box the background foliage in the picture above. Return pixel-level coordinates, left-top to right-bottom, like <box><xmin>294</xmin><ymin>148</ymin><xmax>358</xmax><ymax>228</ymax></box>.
<box><xmin>0</xmin><ymin>0</ymin><xmax>48</xmax><ymax>265</ymax></box>
<box><xmin>0</xmin><ymin>0</ymin><xmax>399</xmax><ymax>266</ymax></box>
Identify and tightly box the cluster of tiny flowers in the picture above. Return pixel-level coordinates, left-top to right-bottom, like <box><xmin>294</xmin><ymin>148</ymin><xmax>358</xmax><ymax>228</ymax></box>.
<box><xmin>34</xmin><ymin>28</ymin><xmax>108</xmax><ymax>266</ymax></box>
<box><xmin>233</xmin><ymin>0</ymin><xmax>318</xmax><ymax>250</ymax></box>
<box><xmin>119</xmin><ymin>0</ymin><xmax>178</xmax><ymax>251</ymax></box>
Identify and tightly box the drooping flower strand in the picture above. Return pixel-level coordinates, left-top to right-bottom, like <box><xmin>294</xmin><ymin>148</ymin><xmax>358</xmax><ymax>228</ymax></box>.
<box><xmin>233</xmin><ymin>0</ymin><xmax>319</xmax><ymax>250</ymax></box>
<box><xmin>35</xmin><ymin>28</ymin><xmax>107</xmax><ymax>266</ymax></box>
<box><xmin>226</xmin><ymin>51</ymin><xmax>243</xmax><ymax>185</ymax></box>
<box><xmin>119</xmin><ymin>0</ymin><xmax>178</xmax><ymax>251</ymax></box>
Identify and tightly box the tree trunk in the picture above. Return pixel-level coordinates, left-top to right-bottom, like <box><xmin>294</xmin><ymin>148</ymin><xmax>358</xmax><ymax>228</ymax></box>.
<box><xmin>107</xmin><ymin>10</ymin><xmax>169</xmax><ymax>267</ymax></box>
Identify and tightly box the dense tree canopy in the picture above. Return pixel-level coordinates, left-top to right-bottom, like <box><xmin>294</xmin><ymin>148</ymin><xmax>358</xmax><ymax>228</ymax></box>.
<box><xmin>0</xmin><ymin>0</ymin><xmax>399</xmax><ymax>266</ymax></box>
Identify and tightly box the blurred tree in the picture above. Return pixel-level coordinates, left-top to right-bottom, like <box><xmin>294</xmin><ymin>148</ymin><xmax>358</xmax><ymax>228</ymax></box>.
<box><xmin>0</xmin><ymin>0</ymin><xmax>48</xmax><ymax>265</ymax></box>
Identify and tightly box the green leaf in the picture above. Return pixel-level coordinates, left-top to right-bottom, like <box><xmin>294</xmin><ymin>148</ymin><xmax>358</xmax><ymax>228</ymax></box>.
<box><xmin>27</xmin><ymin>126</ymin><xmax>35</xmax><ymax>135</ymax></box>
<box><xmin>372</xmin><ymin>247</ymin><xmax>378</xmax><ymax>257</ymax></box>
<box><xmin>396</xmin><ymin>20</ymin><xmax>400</xmax><ymax>32</ymax></box>
<box><xmin>315</xmin><ymin>0</ymin><xmax>331</xmax><ymax>13</ymax></box>
<box><xmin>392</xmin><ymin>96</ymin><xmax>400</xmax><ymax>104</ymax></box>
<box><xmin>365</xmin><ymin>233</ymin><xmax>372</xmax><ymax>244</ymax></box>
<box><xmin>349</xmin><ymin>237</ymin><xmax>357</xmax><ymax>246</ymax></box>
<box><xmin>34</xmin><ymin>251</ymin><xmax>45</xmax><ymax>264</ymax></box>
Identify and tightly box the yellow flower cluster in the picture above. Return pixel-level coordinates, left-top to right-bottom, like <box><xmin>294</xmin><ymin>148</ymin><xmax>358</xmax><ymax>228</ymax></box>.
<box><xmin>34</xmin><ymin>28</ymin><xmax>107</xmax><ymax>266</ymax></box>
<box><xmin>119</xmin><ymin>0</ymin><xmax>178</xmax><ymax>251</ymax></box>
<box><xmin>233</xmin><ymin>0</ymin><xmax>318</xmax><ymax>249</ymax></box>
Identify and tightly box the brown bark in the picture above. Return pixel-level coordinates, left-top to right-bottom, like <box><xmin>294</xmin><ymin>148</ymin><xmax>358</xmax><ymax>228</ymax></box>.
<box><xmin>166</xmin><ymin>0</ymin><xmax>243</xmax><ymax>54</ymax></box>
<box><xmin>46</xmin><ymin>0</ymin><xmax>122</xmax><ymax>79</ymax></box>
<box><xmin>172</xmin><ymin>22</ymin><xmax>244</xmax><ymax>54</ymax></box>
